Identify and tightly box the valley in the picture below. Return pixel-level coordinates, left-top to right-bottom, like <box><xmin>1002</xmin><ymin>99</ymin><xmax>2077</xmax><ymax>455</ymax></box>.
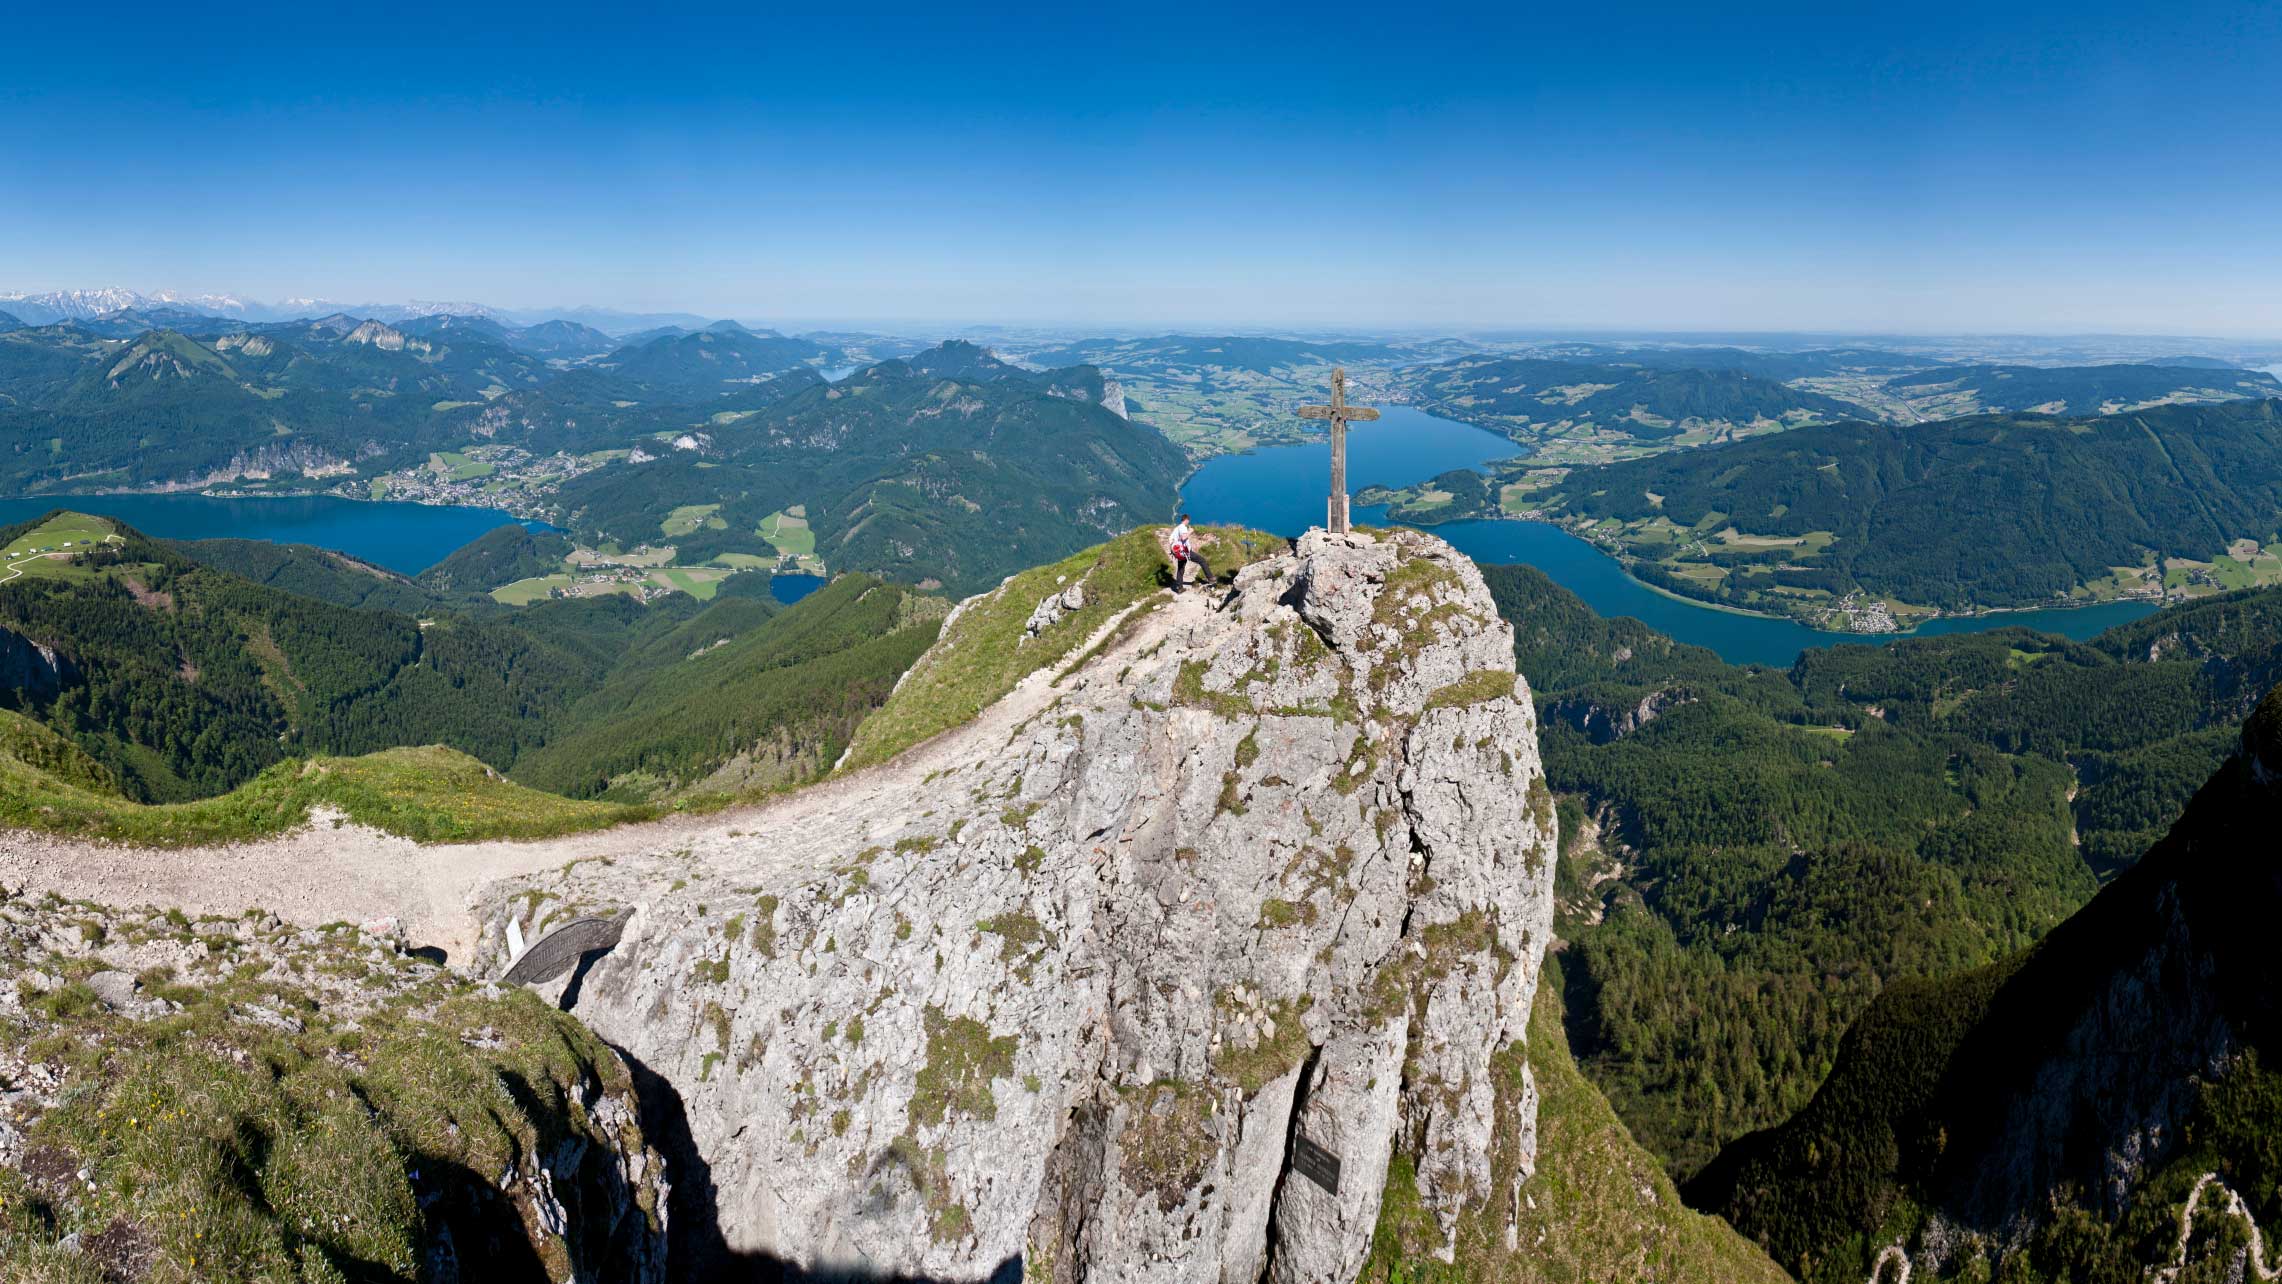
<box><xmin>1</xmin><ymin>485</ymin><xmax>2279</xmax><ymax>1280</ymax></box>
<box><xmin>3</xmin><ymin>307</ymin><xmax>2282</xmax><ymax>1283</ymax></box>
<box><xmin>17</xmin><ymin>9</ymin><xmax>2282</xmax><ymax>1278</ymax></box>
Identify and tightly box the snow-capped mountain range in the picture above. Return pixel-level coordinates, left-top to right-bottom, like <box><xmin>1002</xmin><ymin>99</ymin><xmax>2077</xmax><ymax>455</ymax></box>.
<box><xmin>0</xmin><ymin>288</ymin><xmax>509</xmax><ymax>327</ymax></box>
<box><xmin>0</xmin><ymin>288</ymin><xmax>711</xmax><ymax>337</ymax></box>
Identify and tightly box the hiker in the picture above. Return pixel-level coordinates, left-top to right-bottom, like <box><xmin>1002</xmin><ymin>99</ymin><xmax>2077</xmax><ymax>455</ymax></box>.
<box><xmin>1169</xmin><ymin>514</ymin><xmax>1195</xmax><ymax>591</ymax></box>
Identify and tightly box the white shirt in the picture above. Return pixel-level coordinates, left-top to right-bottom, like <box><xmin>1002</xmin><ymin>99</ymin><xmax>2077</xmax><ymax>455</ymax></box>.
<box><xmin>1170</xmin><ymin>521</ymin><xmax>1193</xmax><ymax>548</ymax></box>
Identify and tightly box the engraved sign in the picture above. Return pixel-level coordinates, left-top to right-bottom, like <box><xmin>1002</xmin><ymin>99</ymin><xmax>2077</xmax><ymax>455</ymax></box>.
<box><xmin>1292</xmin><ymin>1133</ymin><xmax>1342</xmax><ymax>1195</ymax></box>
<box><xmin>503</xmin><ymin>911</ymin><xmax>632</xmax><ymax>985</ymax></box>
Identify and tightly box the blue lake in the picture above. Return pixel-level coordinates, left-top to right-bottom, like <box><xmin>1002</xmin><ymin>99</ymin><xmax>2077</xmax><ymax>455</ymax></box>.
<box><xmin>769</xmin><ymin>573</ymin><xmax>827</xmax><ymax>604</ymax></box>
<box><xmin>1180</xmin><ymin>408</ymin><xmax>2160</xmax><ymax>668</ymax></box>
<box><xmin>0</xmin><ymin>493</ymin><xmax>528</xmax><ymax>577</ymax></box>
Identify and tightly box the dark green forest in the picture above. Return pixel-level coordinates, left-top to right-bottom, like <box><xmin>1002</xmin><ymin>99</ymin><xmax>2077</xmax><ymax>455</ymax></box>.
<box><xmin>0</xmin><ymin>514</ymin><xmax>944</xmax><ymax>808</ymax></box>
<box><xmin>1482</xmin><ymin>562</ymin><xmax>2282</xmax><ymax>1182</ymax></box>
<box><xmin>512</xmin><ymin>575</ymin><xmax>944</xmax><ymax>799</ymax></box>
<box><xmin>1542</xmin><ymin>399</ymin><xmax>2282</xmax><ymax>610</ymax></box>
<box><xmin>1684</xmin><ymin>688</ymin><xmax>2282</xmax><ymax>1282</ymax></box>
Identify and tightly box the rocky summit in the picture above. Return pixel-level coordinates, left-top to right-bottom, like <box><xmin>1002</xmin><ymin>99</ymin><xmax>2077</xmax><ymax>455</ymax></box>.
<box><xmin>481</xmin><ymin>528</ymin><xmax>1559</xmax><ymax>1280</ymax></box>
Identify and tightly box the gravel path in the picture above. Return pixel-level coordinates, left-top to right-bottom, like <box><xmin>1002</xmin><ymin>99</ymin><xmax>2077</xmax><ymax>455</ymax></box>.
<box><xmin>2157</xmin><ymin>1172</ymin><xmax>2281</xmax><ymax>1283</ymax></box>
<box><xmin>0</xmin><ymin>596</ymin><xmax>1178</xmax><ymax>965</ymax></box>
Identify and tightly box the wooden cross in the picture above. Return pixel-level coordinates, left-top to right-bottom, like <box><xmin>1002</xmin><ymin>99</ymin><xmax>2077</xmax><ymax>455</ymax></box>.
<box><xmin>1298</xmin><ymin>367</ymin><xmax>1380</xmax><ymax>534</ymax></box>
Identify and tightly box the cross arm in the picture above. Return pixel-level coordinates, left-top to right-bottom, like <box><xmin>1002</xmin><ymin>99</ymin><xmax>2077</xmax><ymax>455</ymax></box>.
<box><xmin>1344</xmin><ymin>408</ymin><xmax>1381</xmax><ymax>421</ymax></box>
<box><xmin>1297</xmin><ymin>405</ymin><xmax>1333</xmax><ymax>419</ymax></box>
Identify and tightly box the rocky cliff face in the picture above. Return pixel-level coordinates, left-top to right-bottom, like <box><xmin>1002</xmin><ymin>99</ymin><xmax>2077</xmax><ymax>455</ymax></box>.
<box><xmin>481</xmin><ymin>529</ymin><xmax>1558</xmax><ymax>1280</ymax></box>
<box><xmin>0</xmin><ymin>627</ymin><xmax>74</xmax><ymax>701</ymax></box>
<box><xmin>150</xmin><ymin>440</ymin><xmax>357</xmax><ymax>488</ymax></box>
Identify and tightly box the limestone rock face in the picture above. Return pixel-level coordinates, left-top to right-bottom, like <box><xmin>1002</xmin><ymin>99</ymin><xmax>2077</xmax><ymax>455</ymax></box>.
<box><xmin>0</xmin><ymin>627</ymin><xmax>74</xmax><ymax>700</ymax></box>
<box><xmin>483</xmin><ymin>528</ymin><xmax>1558</xmax><ymax>1281</ymax></box>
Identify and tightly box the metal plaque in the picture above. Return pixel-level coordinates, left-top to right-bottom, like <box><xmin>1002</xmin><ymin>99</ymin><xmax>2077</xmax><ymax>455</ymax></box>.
<box><xmin>1292</xmin><ymin>1133</ymin><xmax>1342</xmax><ymax>1195</ymax></box>
<box><xmin>503</xmin><ymin>910</ymin><xmax>632</xmax><ymax>985</ymax></box>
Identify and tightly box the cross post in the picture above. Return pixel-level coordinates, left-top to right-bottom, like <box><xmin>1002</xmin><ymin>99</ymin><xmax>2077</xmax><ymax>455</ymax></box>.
<box><xmin>1297</xmin><ymin>367</ymin><xmax>1380</xmax><ymax>534</ymax></box>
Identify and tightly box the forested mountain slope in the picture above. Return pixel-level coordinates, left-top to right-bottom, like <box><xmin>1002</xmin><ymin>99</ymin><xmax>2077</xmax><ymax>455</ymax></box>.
<box><xmin>0</xmin><ymin>320</ymin><xmax>556</xmax><ymax>490</ymax></box>
<box><xmin>509</xmin><ymin>574</ymin><xmax>945</xmax><ymax>800</ymax></box>
<box><xmin>1482</xmin><ymin>562</ymin><xmax>2282</xmax><ymax>1183</ymax></box>
<box><xmin>0</xmin><ymin>513</ymin><xmax>949</xmax><ymax>819</ymax></box>
<box><xmin>0</xmin><ymin>518</ymin><xmax>600</xmax><ymax>798</ymax></box>
<box><xmin>171</xmin><ymin>536</ymin><xmax>457</xmax><ymax>614</ymax></box>
<box><xmin>584</xmin><ymin>320</ymin><xmax>837</xmax><ymax>399</ymax></box>
<box><xmin>548</xmin><ymin>350</ymin><xmax>1186</xmax><ymax>594</ymax></box>
<box><xmin>411</xmin><ymin>522</ymin><xmax>575</xmax><ymax>595</ymax></box>
<box><xmin>1688</xmin><ymin>687</ymin><xmax>2282</xmax><ymax>1284</ymax></box>
<box><xmin>0</xmin><ymin>321</ymin><xmax>1190</xmax><ymax>597</ymax></box>
<box><xmin>1528</xmin><ymin>398</ymin><xmax>2282</xmax><ymax>624</ymax></box>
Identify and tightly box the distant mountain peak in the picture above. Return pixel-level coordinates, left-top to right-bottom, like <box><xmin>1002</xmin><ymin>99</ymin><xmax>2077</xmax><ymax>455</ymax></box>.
<box><xmin>101</xmin><ymin>330</ymin><xmax>233</xmax><ymax>384</ymax></box>
<box><xmin>902</xmin><ymin>338</ymin><xmax>1014</xmax><ymax>381</ymax></box>
<box><xmin>343</xmin><ymin>320</ymin><xmax>428</xmax><ymax>353</ymax></box>
<box><xmin>396</xmin><ymin>300</ymin><xmax>503</xmax><ymax>321</ymax></box>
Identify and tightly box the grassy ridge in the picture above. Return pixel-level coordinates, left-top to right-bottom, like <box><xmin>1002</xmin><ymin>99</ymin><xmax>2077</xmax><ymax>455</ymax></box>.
<box><xmin>0</xmin><ymin>899</ymin><xmax>661</xmax><ymax>1279</ymax></box>
<box><xmin>0</xmin><ymin>711</ymin><xmax>645</xmax><ymax>846</ymax></box>
<box><xmin>837</xmin><ymin>524</ymin><xmax>1282</xmax><ymax>772</ymax></box>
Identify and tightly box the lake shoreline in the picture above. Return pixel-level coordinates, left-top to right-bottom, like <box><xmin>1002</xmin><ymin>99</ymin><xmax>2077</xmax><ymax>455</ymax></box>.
<box><xmin>1176</xmin><ymin>407</ymin><xmax>2162</xmax><ymax>666</ymax></box>
<box><xmin>0</xmin><ymin>492</ymin><xmax>531</xmax><ymax>579</ymax></box>
<box><xmin>1507</xmin><ymin>513</ymin><xmax>2171</xmax><ymax>639</ymax></box>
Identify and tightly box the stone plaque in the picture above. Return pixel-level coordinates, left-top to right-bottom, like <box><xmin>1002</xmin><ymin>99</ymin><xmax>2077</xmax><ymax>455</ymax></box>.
<box><xmin>1292</xmin><ymin>1133</ymin><xmax>1342</xmax><ymax>1195</ymax></box>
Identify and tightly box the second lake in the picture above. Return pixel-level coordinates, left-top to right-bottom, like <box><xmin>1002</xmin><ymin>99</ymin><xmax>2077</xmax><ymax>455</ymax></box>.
<box><xmin>1178</xmin><ymin>407</ymin><xmax>2158</xmax><ymax>668</ymax></box>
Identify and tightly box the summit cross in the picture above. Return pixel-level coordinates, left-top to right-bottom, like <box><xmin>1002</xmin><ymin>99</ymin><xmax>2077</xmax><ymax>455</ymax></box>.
<box><xmin>1298</xmin><ymin>367</ymin><xmax>1380</xmax><ymax>534</ymax></box>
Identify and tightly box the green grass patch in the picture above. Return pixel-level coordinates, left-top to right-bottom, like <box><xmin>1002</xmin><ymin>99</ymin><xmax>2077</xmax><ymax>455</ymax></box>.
<box><xmin>0</xmin><ymin>914</ymin><xmax>652</xmax><ymax>1280</ymax></box>
<box><xmin>839</xmin><ymin>526</ymin><xmax>1279</xmax><ymax>771</ymax></box>
<box><xmin>662</xmin><ymin>504</ymin><xmax>727</xmax><ymax>537</ymax></box>
<box><xmin>0</xmin><ymin>718</ymin><xmax>647</xmax><ymax>846</ymax></box>
<box><xmin>650</xmin><ymin>566</ymin><xmax>729</xmax><ymax>600</ymax></box>
<box><xmin>758</xmin><ymin>509</ymin><xmax>818</xmax><ymax>558</ymax></box>
<box><xmin>1</xmin><ymin>512</ymin><xmax>120</xmax><ymax>580</ymax></box>
<box><xmin>491</xmin><ymin>573</ymin><xmax>573</xmax><ymax>605</ymax></box>
<box><xmin>1423</xmin><ymin>670</ymin><xmax>1519</xmax><ymax>710</ymax></box>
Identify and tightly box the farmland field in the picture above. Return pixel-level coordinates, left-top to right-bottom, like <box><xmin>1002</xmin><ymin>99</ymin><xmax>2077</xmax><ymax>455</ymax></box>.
<box><xmin>757</xmin><ymin>508</ymin><xmax>816</xmax><ymax>557</ymax></box>
<box><xmin>662</xmin><ymin>503</ymin><xmax>728</xmax><ymax>536</ymax></box>
<box><xmin>491</xmin><ymin>573</ymin><xmax>573</xmax><ymax>605</ymax></box>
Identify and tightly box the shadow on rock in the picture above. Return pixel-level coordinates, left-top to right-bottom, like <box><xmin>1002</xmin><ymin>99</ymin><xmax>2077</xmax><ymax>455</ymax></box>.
<box><xmin>615</xmin><ymin>1042</ymin><xmax>1021</xmax><ymax>1283</ymax></box>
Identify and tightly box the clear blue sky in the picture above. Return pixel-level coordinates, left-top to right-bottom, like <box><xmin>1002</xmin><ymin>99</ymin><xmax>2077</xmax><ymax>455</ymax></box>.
<box><xmin>6</xmin><ymin>0</ymin><xmax>2280</xmax><ymax>334</ymax></box>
